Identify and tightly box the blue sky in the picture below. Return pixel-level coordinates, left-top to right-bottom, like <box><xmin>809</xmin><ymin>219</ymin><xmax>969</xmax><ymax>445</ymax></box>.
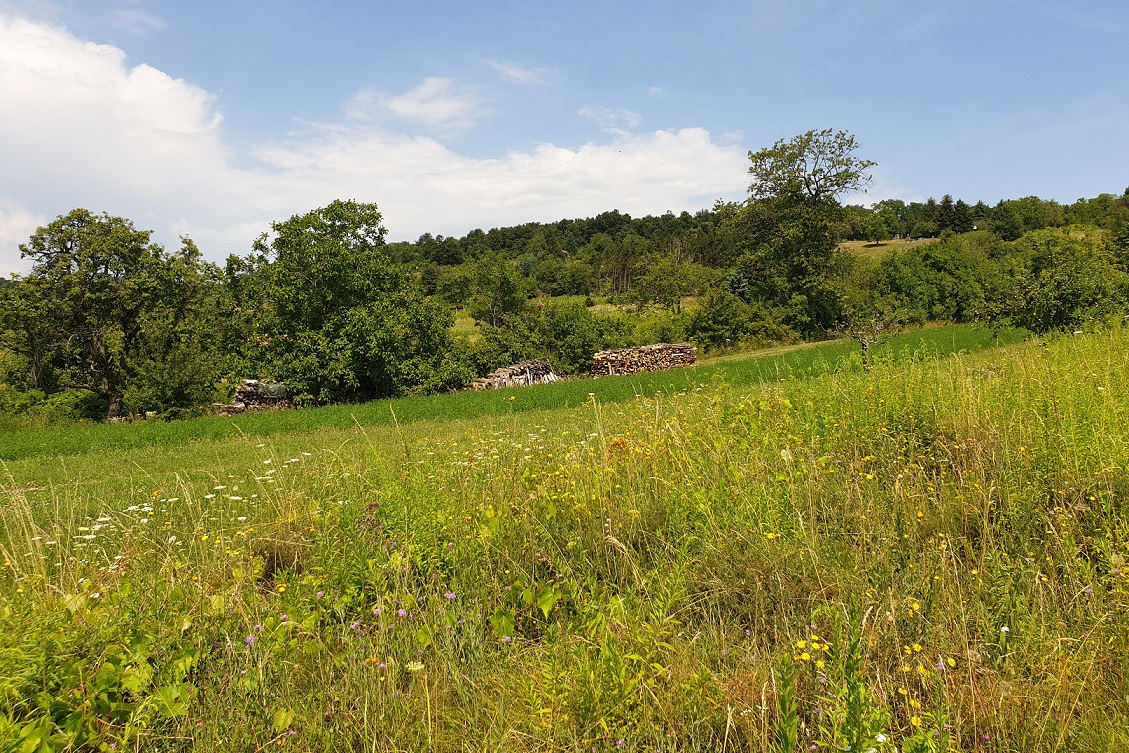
<box><xmin>1</xmin><ymin>1</ymin><xmax>1127</xmax><ymax>272</ymax></box>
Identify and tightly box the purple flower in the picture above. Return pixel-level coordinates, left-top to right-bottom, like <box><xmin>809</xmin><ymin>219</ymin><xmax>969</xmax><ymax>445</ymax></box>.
<box><xmin>502</xmin><ymin>635</ymin><xmax>512</xmax><ymax>643</ymax></box>
<box><xmin>316</xmin><ymin>591</ymin><xmax>324</xmax><ymax>599</ymax></box>
<box><xmin>444</xmin><ymin>592</ymin><xmax>457</xmax><ymax>600</ymax></box>
<box><xmin>253</xmin><ymin>624</ymin><xmax>262</xmax><ymax>632</ymax></box>
<box><xmin>397</xmin><ymin>608</ymin><xmax>407</xmax><ymax>617</ymax></box>
<box><xmin>244</xmin><ymin>635</ymin><xmax>254</xmax><ymax>647</ymax></box>
<box><xmin>616</xmin><ymin>740</ymin><xmax>625</xmax><ymax>748</ymax></box>
<box><xmin>280</xmin><ymin>614</ymin><xmax>288</xmax><ymax>622</ymax></box>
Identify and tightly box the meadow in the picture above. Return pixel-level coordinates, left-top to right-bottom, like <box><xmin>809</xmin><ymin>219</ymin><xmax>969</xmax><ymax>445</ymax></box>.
<box><xmin>2</xmin><ymin>324</ymin><xmax>1127</xmax><ymax>751</ymax></box>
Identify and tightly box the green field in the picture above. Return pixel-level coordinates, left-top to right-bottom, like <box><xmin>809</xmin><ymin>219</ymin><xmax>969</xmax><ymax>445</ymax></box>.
<box><xmin>3</xmin><ymin>324</ymin><xmax>1128</xmax><ymax>751</ymax></box>
<box><xmin>0</xmin><ymin>325</ymin><xmax>1021</xmax><ymax>464</ymax></box>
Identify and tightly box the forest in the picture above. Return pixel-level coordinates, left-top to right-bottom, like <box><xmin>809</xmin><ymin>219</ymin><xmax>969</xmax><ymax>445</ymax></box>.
<box><xmin>2</xmin><ymin>129</ymin><xmax>1128</xmax><ymax>424</ymax></box>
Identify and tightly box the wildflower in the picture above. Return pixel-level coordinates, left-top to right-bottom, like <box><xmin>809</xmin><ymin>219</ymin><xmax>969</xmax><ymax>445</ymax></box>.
<box><xmin>397</xmin><ymin>608</ymin><xmax>407</xmax><ymax>617</ymax></box>
<box><xmin>946</xmin><ymin>657</ymin><xmax>956</xmax><ymax>667</ymax></box>
<box><xmin>910</xmin><ymin>715</ymin><xmax>922</xmax><ymax>727</ymax></box>
<box><xmin>406</xmin><ymin>661</ymin><xmax>424</xmax><ymax>672</ymax></box>
<box><xmin>444</xmin><ymin>592</ymin><xmax>457</xmax><ymax>600</ymax></box>
<box><xmin>316</xmin><ymin>591</ymin><xmax>324</xmax><ymax>599</ymax></box>
<box><xmin>502</xmin><ymin>635</ymin><xmax>512</xmax><ymax>643</ymax></box>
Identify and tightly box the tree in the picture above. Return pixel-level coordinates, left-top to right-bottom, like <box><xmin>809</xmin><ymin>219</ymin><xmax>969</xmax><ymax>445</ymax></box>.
<box><xmin>866</xmin><ymin>207</ymin><xmax>896</xmax><ymax>245</ymax></box>
<box><xmin>829</xmin><ymin>257</ymin><xmax>912</xmax><ymax>372</ymax></box>
<box><xmin>747</xmin><ymin>129</ymin><xmax>876</xmax><ymax>205</ymax></box>
<box><xmin>232</xmin><ymin>200</ymin><xmax>469</xmax><ymax>402</ymax></box>
<box><xmin>467</xmin><ymin>253</ymin><xmax>528</xmax><ymax>327</ymax></box>
<box><xmin>631</xmin><ymin>255</ymin><xmax>717</xmax><ymax>313</ymax></box>
<box><xmin>1</xmin><ymin>209</ymin><xmax>210</xmax><ymax>418</ymax></box>
<box><xmin>737</xmin><ymin>129</ymin><xmax>876</xmax><ymax>334</ymax></box>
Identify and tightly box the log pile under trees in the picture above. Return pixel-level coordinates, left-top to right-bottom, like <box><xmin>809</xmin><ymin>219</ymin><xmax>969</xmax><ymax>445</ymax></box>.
<box><xmin>217</xmin><ymin>380</ymin><xmax>293</xmax><ymax>415</ymax></box>
<box><xmin>470</xmin><ymin>360</ymin><xmax>561</xmax><ymax>390</ymax></box>
<box><xmin>590</xmin><ymin>343</ymin><xmax>698</xmax><ymax>377</ymax></box>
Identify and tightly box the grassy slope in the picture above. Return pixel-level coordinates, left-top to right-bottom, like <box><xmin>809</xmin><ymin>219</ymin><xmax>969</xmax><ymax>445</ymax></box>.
<box><xmin>0</xmin><ymin>325</ymin><xmax>1022</xmax><ymax>464</ymax></box>
<box><xmin>3</xmin><ymin>324</ymin><xmax>1127</xmax><ymax>751</ymax></box>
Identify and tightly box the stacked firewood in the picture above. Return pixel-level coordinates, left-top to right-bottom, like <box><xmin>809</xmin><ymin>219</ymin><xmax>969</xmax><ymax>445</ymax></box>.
<box><xmin>217</xmin><ymin>380</ymin><xmax>293</xmax><ymax>415</ymax></box>
<box><xmin>470</xmin><ymin>360</ymin><xmax>560</xmax><ymax>390</ymax></box>
<box><xmin>591</xmin><ymin>343</ymin><xmax>698</xmax><ymax>377</ymax></box>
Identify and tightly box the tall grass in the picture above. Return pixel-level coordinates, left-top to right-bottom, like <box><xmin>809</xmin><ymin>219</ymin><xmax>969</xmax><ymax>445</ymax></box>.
<box><xmin>3</xmin><ymin>324</ymin><xmax>1123</xmax><ymax>751</ymax></box>
<box><xmin>0</xmin><ymin>324</ymin><xmax>1023</xmax><ymax>463</ymax></box>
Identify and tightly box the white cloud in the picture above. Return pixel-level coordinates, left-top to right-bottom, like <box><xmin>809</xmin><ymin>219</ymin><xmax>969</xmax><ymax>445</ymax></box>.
<box><xmin>344</xmin><ymin>77</ymin><xmax>483</xmax><ymax>133</ymax></box>
<box><xmin>646</xmin><ymin>86</ymin><xmax>664</xmax><ymax>97</ymax></box>
<box><xmin>0</xmin><ymin>15</ymin><xmax>749</xmax><ymax>273</ymax></box>
<box><xmin>485</xmin><ymin>59</ymin><xmax>548</xmax><ymax>85</ymax></box>
<box><xmin>578</xmin><ymin>105</ymin><xmax>643</xmax><ymax>134</ymax></box>
<box><xmin>110</xmin><ymin>8</ymin><xmax>164</xmax><ymax>35</ymax></box>
<box><xmin>0</xmin><ymin>200</ymin><xmax>45</xmax><ymax>275</ymax></box>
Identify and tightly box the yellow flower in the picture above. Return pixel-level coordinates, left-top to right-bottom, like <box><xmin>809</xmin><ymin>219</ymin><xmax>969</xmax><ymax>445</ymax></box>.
<box><xmin>911</xmin><ymin>715</ymin><xmax>922</xmax><ymax>727</ymax></box>
<box><xmin>912</xmin><ymin>643</ymin><xmax>922</xmax><ymax>653</ymax></box>
<box><xmin>815</xmin><ymin>659</ymin><xmax>825</xmax><ymax>669</ymax></box>
<box><xmin>800</xmin><ymin>652</ymin><xmax>811</xmax><ymax>661</ymax></box>
<box><xmin>796</xmin><ymin>640</ymin><xmax>807</xmax><ymax>649</ymax></box>
<box><xmin>946</xmin><ymin>657</ymin><xmax>956</xmax><ymax>667</ymax></box>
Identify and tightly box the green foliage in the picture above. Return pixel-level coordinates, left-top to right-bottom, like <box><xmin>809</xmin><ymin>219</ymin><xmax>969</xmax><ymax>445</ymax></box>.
<box><xmin>472</xmin><ymin>302</ymin><xmax>629</xmax><ymax>375</ymax></box>
<box><xmin>1</xmin><ymin>213</ymin><xmax>224</xmax><ymax>421</ymax></box>
<box><xmin>1001</xmin><ymin>226</ymin><xmax>1128</xmax><ymax>333</ymax></box>
<box><xmin>467</xmin><ymin>253</ymin><xmax>530</xmax><ymax>327</ymax></box>
<box><xmin>737</xmin><ymin>129</ymin><xmax>876</xmax><ymax>334</ymax></box>
<box><xmin>229</xmin><ymin>200</ymin><xmax>469</xmax><ymax>403</ymax></box>
<box><xmin>688</xmin><ymin>289</ymin><xmax>796</xmax><ymax>352</ymax></box>
<box><xmin>630</xmin><ymin>255</ymin><xmax>717</xmax><ymax>312</ymax></box>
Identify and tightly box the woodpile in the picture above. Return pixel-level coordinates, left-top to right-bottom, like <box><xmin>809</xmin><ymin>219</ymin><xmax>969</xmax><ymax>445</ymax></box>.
<box><xmin>217</xmin><ymin>380</ymin><xmax>293</xmax><ymax>416</ymax></box>
<box><xmin>591</xmin><ymin>343</ymin><xmax>697</xmax><ymax>377</ymax></box>
<box><xmin>470</xmin><ymin>360</ymin><xmax>561</xmax><ymax>390</ymax></box>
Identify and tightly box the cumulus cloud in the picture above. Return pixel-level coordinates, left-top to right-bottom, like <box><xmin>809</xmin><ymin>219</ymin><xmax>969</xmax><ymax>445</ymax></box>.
<box><xmin>0</xmin><ymin>15</ymin><xmax>749</xmax><ymax>273</ymax></box>
<box><xmin>0</xmin><ymin>200</ymin><xmax>45</xmax><ymax>275</ymax></box>
<box><xmin>485</xmin><ymin>59</ymin><xmax>548</xmax><ymax>85</ymax></box>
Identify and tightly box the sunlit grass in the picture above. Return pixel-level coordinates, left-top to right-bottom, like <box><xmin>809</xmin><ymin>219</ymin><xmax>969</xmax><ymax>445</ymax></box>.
<box><xmin>4</xmin><ymin>324</ymin><xmax>1124</xmax><ymax>751</ymax></box>
<box><xmin>0</xmin><ymin>324</ymin><xmax>1024</xmax><ymax>463</ymax></box>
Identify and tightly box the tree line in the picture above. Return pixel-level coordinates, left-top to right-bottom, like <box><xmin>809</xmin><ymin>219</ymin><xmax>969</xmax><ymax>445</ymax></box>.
<box><xmin>2</xmin><ymin>129</ymin><xmax>1128</xmax><ymax>424</ymax></box>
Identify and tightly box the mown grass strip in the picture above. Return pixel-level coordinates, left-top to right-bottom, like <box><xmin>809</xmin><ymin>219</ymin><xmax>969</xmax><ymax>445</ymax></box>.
<box><xmin>0</xmin><ymin>325</ymin><xmax>1024</xmax><ymax>462</ymax></box>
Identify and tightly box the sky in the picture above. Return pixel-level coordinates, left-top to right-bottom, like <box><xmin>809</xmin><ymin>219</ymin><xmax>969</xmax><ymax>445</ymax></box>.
<box><xmin>1</xmin><ymin>0</ymin><xmax>1127</xmax><ymax>274</ymax></box>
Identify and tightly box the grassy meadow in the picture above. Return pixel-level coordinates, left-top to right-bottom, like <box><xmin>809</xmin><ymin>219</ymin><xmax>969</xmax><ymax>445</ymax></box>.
<box><xmin>2</xmin><ymin>325</ymin><xmax>1128</xmax><ymax>751</ymax></box>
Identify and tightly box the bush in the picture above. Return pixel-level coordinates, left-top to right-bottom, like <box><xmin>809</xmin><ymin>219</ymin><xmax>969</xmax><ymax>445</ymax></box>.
<box><xmin>36</xmin><ymin>389</ymin><xmax>107</xmax><ymax>422</ymax></box>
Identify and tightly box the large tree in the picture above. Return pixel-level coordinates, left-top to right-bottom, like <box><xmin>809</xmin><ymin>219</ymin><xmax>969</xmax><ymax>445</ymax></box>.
<box><xmin>736</xmin><ymin>129</ymin><xmax>876</xmax><ymax>334</ymax></box>
<box><xmin>0</xmin><ymin>209</ymin><xmax>215</xmax><ymax>418</ymax></box>
<box><xmin>230</xmin><ymin>200</ymin><xmax>469</xmax><ymax>402</ymax></box>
